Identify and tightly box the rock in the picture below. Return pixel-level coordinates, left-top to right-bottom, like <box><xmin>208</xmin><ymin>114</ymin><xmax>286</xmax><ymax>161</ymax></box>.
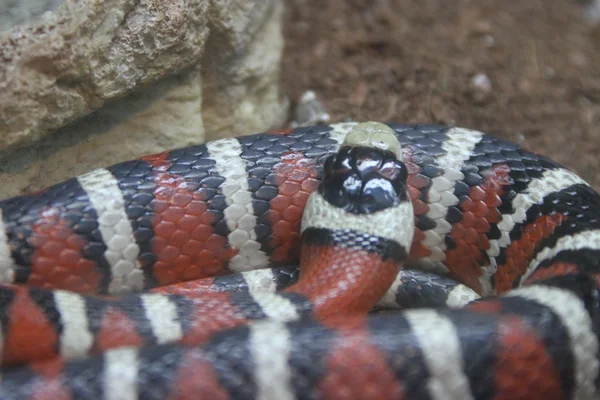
<box><xmin>0</xmin><ymin>0</ymin><xmax>289</xmax><ymax>199</ymax></box>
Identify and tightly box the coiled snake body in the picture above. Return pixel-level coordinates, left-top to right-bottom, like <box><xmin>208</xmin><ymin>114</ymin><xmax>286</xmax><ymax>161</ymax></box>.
<box><xmin>0</xmin><ymin>121</ymin><xmax>597</xmax><ymax>399</ymax></box>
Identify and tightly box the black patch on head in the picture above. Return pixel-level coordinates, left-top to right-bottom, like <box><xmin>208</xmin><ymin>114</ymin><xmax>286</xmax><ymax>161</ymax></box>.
<box><xmin>319</xmin><ymin>145</ymin><xmax>408</xmax><ymax>215</ymax></box>
<box><xmin>302</xmin><ymin>227</ymin><xmax>408</xmax><ymax>263</ymax></box>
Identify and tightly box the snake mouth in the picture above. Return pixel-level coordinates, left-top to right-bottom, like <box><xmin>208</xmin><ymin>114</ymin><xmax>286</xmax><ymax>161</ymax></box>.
<box><xmin>319</xmin><ymin>145</ymin><xmax>409</xmax><ymax>215</ymax></box>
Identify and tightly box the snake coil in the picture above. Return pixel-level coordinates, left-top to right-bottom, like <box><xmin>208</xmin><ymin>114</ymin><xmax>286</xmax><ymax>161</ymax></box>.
<box><xmin>0</xmin><ymin>121</ymin><xmax>597</xmax><ymax>399</ymax></box>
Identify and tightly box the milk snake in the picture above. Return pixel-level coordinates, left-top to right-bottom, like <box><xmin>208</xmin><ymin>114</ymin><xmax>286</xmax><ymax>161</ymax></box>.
<box><xmin>0</xmin><ymin>121</ymin><xmax>597</xmax><ymax>399</ymax></box>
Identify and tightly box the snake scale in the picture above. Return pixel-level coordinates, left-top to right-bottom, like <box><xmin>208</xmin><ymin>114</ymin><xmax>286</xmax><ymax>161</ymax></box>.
<box><xmin>0</xmin><ymin>121</ymin><xmax>597</xmax><ymax>399</ymax></box>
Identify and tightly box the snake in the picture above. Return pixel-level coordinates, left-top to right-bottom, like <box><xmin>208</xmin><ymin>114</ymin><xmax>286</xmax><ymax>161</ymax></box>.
<box><xmin>0</xmin><ymin>121</ymin><xmax>597</xmax><ymax>399</ymax></box>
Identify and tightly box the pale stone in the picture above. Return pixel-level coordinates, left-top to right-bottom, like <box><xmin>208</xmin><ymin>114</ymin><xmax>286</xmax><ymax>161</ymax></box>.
<box><xmin>0</xmin><ymin>0</ymin><xmax>289</xmax><ymax>199</ymax></box>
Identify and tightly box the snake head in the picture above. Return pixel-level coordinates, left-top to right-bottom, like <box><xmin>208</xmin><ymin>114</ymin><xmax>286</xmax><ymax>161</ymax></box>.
<box><xmin>320</xmin><ymin>122</ymin><xmax>409</xmax><ymax>215</ymax></box>
<box><xmin>342</xmin><ymin>121</ymin><xmax>403</xmax><ymax>160</ymax></box>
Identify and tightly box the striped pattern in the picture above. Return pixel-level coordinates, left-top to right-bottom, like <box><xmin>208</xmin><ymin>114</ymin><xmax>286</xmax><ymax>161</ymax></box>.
<box><xmin>53</xmin><ymin>290</ymin><xmax>94</xmax><ymax>358</ymax></box>
<box><xmin>103</xmin><ymin>347</ymin><xmax>139</xmax><ymax>400</ymax></box>
<box><xmin>0</xmin><ymin>209</ymin><xmax>15</xmax><ymax>283</ymax></box>
<box><xmin>250</xmin><ymin>321</ymin><xmax>295</xmax><ymax>400</ymax></box>
<box><xmin>0</xmin><ymin>123</ymin><xmax>598</xmax><ymax>399</ymax></box>
<box><xmin>301</xmin><ymin>193</ymin><xmax>415</xmax><ymax>249</ymax></box>
<box><xmin>421</xmin><ymin>128</ymin><xmax>483</xmax><ymax>272</ymax></box>
<box><xmin>207</xmin><ymin>138</ymin><xmax>270</xmax><ymax>272</ymax></box>
<box><xmin>0</xmin><ymin>285</ymin><xmax>312</xmax><ymax>366</ymax></box>
<box><xmin>1</xmin><ymin>280</ymin><xmax>597</xmax><ymax>400</ymax></box>
<box><xmin>506</xmin><ymin>284</ymin><xmax>600</xmax><ymax>399</ymax></box>
<box><xmin>216</xmin><ymin>265</ymin><xmax>480</xmax><ymax>309</ymax></box>
<box><xmin>481</xmin><ymin>168</ymin><xmax>589</xmax><ymax>288</ymax></box>
<box><xmin>139</xmin><ymin>294</ymin><xmax>183</xmax><ymax>344</ymax></box>
<box><xmin>248</xmin><ymin>292</ymin><xmax>302</xmax><ymax>321</ymax></box>
<box><xmin>77</xmin><ymin>168</ymin><xmax>143</xmax><ymax>295</ymax></box>
<box><xmin>404</xmin><ymin>310</ymin><xmax>474</xmax><ymax>400</ymax></box>
<box><xmin>445</xmin><ymin>284</ymin><xmax>481</xmax><ymax>308</ymax></box>
<box><xmin>520</xmin><ymin>229</ymin><xmax>600</xmax><ymax>285</ymax></box>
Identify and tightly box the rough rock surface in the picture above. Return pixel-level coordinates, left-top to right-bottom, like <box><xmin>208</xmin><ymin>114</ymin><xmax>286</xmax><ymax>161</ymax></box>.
<box><xmin>0</xmin><ymin>0</ymin><xmax>288</xmax><ymax>198</ymax></box>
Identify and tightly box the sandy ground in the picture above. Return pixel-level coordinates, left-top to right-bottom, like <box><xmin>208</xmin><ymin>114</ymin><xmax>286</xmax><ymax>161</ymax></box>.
<box><xmin>281</xmin><ymin>0</ymin><xmax>600</xmax><ymax>191</ymax></box>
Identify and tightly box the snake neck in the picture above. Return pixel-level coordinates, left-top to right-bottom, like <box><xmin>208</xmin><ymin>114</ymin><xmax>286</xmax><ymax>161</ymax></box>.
<box><xmin>285</xmin><ymin>136</ymin><xmax>414</xmax><ymax>320</ymax></box>
<box><xmin>284</xmin><ymin>239</ymin><xmax>403</xmax><ymax>320</ymax></box>
<box><xmin>287</xmin><ymin>194</ymin><xmax>414</xmax><ymax>320</ymax></box>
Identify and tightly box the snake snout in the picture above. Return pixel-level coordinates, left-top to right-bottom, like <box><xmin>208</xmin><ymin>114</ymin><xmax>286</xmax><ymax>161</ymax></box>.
<box><xmin>319</xmin><ymin>145</ymin><xmax>409</xmax><ymax>215</ymax></box>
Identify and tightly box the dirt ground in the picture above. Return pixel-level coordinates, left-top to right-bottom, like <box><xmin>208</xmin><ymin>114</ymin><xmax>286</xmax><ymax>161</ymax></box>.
<box><xmin>281</xmin><ymin>0</ymin><xmax>600</xmax><ymax>191</ymax></box>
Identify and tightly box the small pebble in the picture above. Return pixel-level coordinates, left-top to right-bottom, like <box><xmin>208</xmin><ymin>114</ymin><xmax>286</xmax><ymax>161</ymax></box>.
<box><xmin>482</xmin><ymin>34</ymin><xmax>495</xmax><ymax>47</ymax></box>
<box><xmin>471</xmin><ymin>73</ymin><xmax>492</xmax><ymax>93</ymax></box>
<box><xmin>290</xmin><ymin>90</ymin><xmax>331</xmax><ymax>128</ymax></box>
